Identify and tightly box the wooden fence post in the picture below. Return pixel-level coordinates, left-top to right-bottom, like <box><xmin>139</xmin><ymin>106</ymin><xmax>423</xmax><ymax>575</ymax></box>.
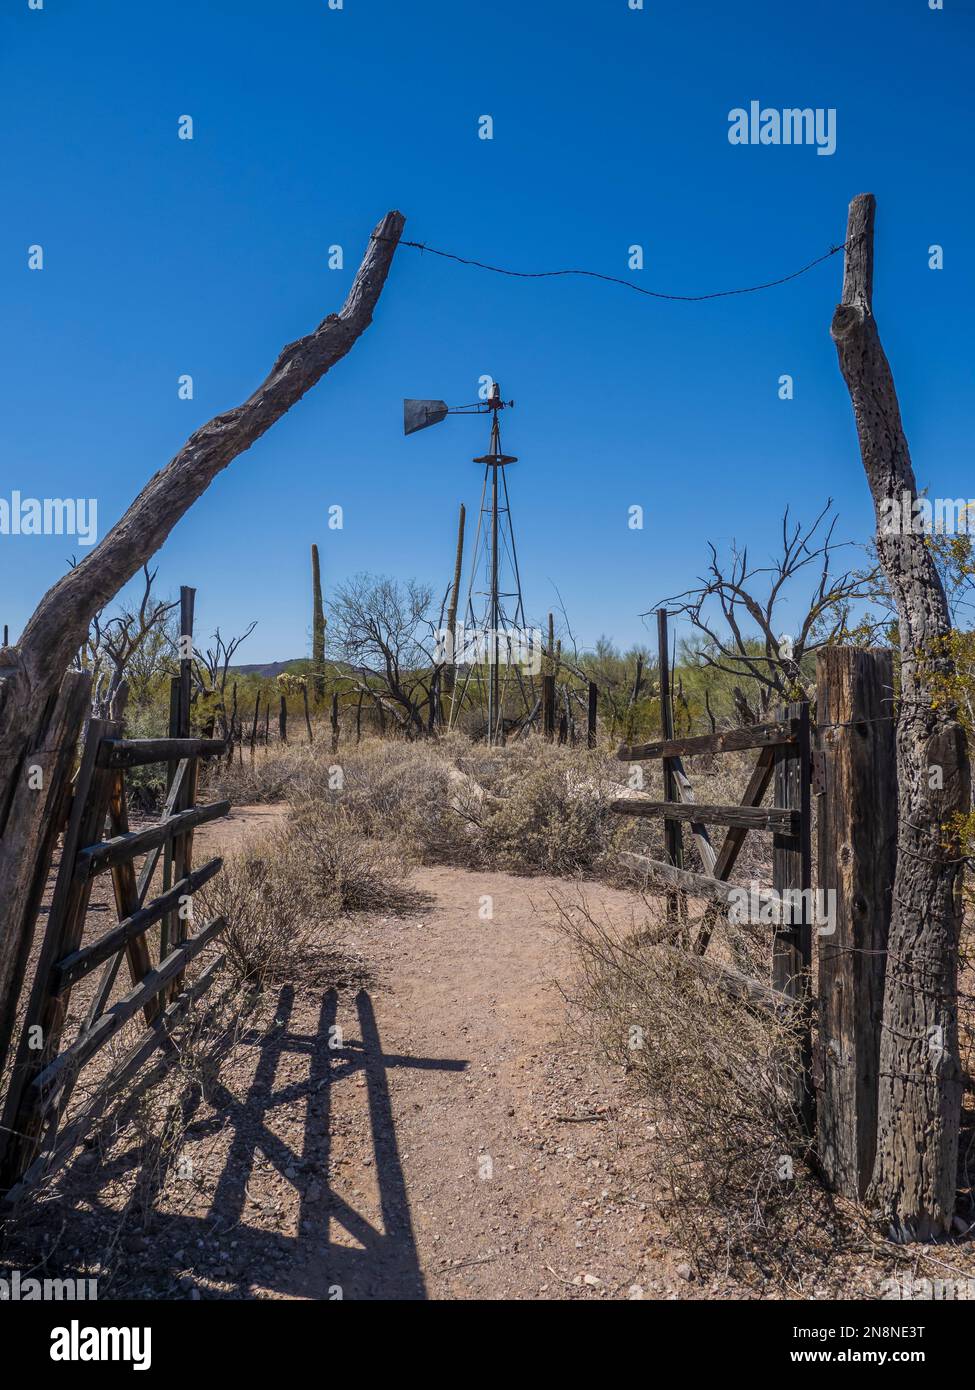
<box><xmin>657</xmin><ymin>610</ymin><xmax>684</xmax><ymax>923</ymax></box>
<box><xmin>772</xmin><ymin>700</ymin><xmax>813</xmax><ymax>1135</ymax></box>
<box><xmin>587</xmin><ymin>681</ymin><xmax>598</xmax><ymax>750</ymax></box>
<box><xmin>816</xmin><ymin>647</ymin><xmax>896</xmax><ymax>1197</ymax></box>
<box><xmin>279</xmin><ymin>695</ymin><xmax>288</xmax><ymax>743</ymax></box>
<box><xmin>331</xmin><ymin>692</ymin><xmax>340</xmax><ymax>753</ymax></box>
<box><xmin>249</xmin><ymin>691</ymin><xmax>260</xmax><ymax>758</ymax></box>
<box><xmin>542</xmin><ymin>674</ymin><xmax>555</xmax><ymax>742</ymax></box>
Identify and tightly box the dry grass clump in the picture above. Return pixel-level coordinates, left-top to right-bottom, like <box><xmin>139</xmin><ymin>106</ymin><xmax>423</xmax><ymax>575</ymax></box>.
<box><xmin>202</xmin><ymin>743</ymin><xmax>317</xmax><ymax>805</ymax></box>
<box><xmin>284</xmin><ymin>737</ymin><xmax>640</xmax><ymax>879</ymax></box>
<box><xmin>288</xmin><ymin>800</ymin><xmax>428</xmax><ymax>915</ymax></box>
<box><xmin>480</xmin><ymin>753</ymin><xmax>628</xmax><ymax>877</ymax></box>
<box><xmin>554</xmin><ymin>891</ymin><xmax>843</xmax><ymax>1286</ymax></box>
<box><xmin>195</xmin><ymin>830</ymin><xmax>313</xmax><ymax>988</ymax></box>
<box><xmin>196</xmin><ymin>801</ymin><xmax>422</xmax><ymax>990</ymax></box>
<box><xmin>292</xmin><ymin>741</ymin><xmax>479</xmax><ymax>866</ymax></box>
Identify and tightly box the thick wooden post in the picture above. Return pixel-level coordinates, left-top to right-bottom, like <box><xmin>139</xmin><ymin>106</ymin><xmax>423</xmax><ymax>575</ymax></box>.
<box><xmin>542</xmin><ymin>674</ymin><xmax>556</xmax><ymax>741</ymax></box>
<box><xmin>772</xmin><ymin>700</ymin><xmax>813</xmax><ymax>1134</ymax></box>
<box><xmin>587</xmin><ymin>681</ymin><xmax>598</xmax><ymax>750</ymax></box>
<box><xmin>331</xmin><ymin>691</ymin><xmax>340</xmax><ymax>753</ymax></box>
<box><xmin>279</xmin><ymin>695</ymin><xmax>288</xmax><ymax>743</ymax></box>
<box><xmin>816</xmin><ymin>648</ymin><xmax>896</xmax><ymax>1197</ymax></box>
<box><xmin>657</xmin><ymin>610</ymin><xmax>684</xmax><ymax>922</ymax></box>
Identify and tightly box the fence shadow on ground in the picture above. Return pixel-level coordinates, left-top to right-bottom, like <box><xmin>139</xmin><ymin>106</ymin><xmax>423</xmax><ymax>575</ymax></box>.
<box><xmin>1</xmin><ymin>987</ymin><xmax>467</xmax><ymax>1302</ymax></box>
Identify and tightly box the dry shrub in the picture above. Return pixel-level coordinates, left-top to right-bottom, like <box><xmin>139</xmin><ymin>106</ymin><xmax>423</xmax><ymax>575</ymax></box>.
<box><xmin>195</xmin><ymin>831</ymin><xmax>312</xmax><ymax>988</ymax></box>
<box><xmin>287</xmin><ymin>737</ymin><xmax>638</xmax><ymax>879</ymax></box>
<box><xmin>196</xmin><ymin>799</ymin><xmax>422</xmax><ymax>989</ymax></box>
<box><xmin>202</xmin><ymin>743</ymin><xmax>316</xmax><ymax>805</ymax></box>
<box><xmin>206</xmin><ymin>734</ymin><xmax>773</xmax><ymax>888</ymax></box>
<box><xmin>288</xmin><ymin>799</ymin><xmax>427</xmax><ymax>915</ymax></box>
<box><xmin>480</xmin><ymin>754</ymin><xmax>625</xmax><ymax>876</ymax></box>
<box><xmin>290</xmin><ymin>740</ymin><xmax>484</xmax><ymax>867</ymax></box>
<box><xmin>555</xmin><ymin>891</ymin><xmax>842</xmax><ymax>1286</ymax></box>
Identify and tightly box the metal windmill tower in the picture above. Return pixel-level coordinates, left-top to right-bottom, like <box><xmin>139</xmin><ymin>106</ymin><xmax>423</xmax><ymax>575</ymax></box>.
<box><xmin>403</xmin><ymin>381</ymin><xmax>533</xmax><ymax>743</ymax></box>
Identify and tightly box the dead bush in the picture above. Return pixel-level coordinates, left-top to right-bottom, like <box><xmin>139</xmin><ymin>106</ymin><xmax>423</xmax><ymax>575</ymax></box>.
<box><xmin>290</xmin><ymin>741</ymin><xmax>483</xmax><ymax>867</ymax></box>
<box><xmin>480</xmin><ymin>755</ymin><xmax>626</xmax><ymax>877</ymax></box>
<box><xmin>554</xmin><ymin>890</ymin><xmax>846</xmax><ymax>1286</ymax></box>
<box><xmin>202</xmin><ymin>744</ymin><xmax>316</xmax><ymax>805</ymax></box>
<box><xmin>288</xmin><ymin>801</ymin><xmax>427</xmax><ymax>915</ymax></box>
<box><xmin>195</xmin><ymin>832</ymin><xmax>313</xmax><ymax>988</ymax></box>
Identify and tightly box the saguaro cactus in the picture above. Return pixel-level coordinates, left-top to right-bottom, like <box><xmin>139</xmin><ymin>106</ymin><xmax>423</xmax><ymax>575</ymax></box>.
<box><xmin>311</xmin><ymin>543</ymin><xmax>326</xmax><ymax>702</ymax></box>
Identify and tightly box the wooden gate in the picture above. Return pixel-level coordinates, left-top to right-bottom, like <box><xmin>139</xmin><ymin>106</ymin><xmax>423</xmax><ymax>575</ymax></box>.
<box><xmin>0</xmin><ymin>719</ymin><xmax>230</xmax><ymax>1200</ymax></box>
<box><xmin>611</xmin><ymin>701</ymin><xmax>814</xmax><ymax>1130</ymax></box>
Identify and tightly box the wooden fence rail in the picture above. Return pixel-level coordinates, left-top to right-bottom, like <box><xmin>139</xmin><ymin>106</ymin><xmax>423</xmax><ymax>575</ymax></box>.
<box><xmin>615</xmin><ymin>632</ymin><xmax>898</xmax><ymax>1178</ymax></box>
<box><xmin>615</xmin><ymin>610</ymin><xmax>816</xmax><ymax>1131</ymax></box>
<box><xmin>0</xmin><ymin>712</ymin><xmax>230</xmax><ymax>1199</ymax></box>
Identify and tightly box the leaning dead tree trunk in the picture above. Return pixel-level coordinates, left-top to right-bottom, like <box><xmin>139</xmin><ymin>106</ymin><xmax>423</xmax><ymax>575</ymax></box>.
<box><xmin>0</xmin><ymin>208</ymin><xmax>404</xmax><ymax>1026</ymax></box>
<box><xmin>832</xmin><ymin>193</ymin><xmax>971</xmax><ymax>1240</ymax></box>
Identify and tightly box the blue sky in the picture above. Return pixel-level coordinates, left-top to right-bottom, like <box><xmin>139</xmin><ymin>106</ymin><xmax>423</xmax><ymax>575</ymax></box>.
<box><xmin>2</xmin><ymin>0</ymin><xmax>972</xmax><ymax>662</ymax></box>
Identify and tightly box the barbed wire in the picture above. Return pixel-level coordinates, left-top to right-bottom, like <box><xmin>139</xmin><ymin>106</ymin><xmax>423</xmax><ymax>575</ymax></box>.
<box><xmin>373</xmin><ymin>233</ymin><xmax>855</xmax><ymax>302</ymax></box>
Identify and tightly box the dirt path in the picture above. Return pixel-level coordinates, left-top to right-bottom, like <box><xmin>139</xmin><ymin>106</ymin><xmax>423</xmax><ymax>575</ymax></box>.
<box><xmin>176</xmin><ymin>846</ymin><xmax>717</xmax><ymax>1301</ymax></box>
<box><xmin>287</xmin><ymin>864</ymin><xmax>670</xmax><ymax>1301</ymax></box>
<box><xmin>4</xmin><ymin>806</ymin><xmax>729</xmax><ymax>1302</ymax></box>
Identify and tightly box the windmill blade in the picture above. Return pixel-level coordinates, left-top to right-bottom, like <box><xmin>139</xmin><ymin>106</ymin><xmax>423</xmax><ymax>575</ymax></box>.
<box><xmin>403</xmin><ymin>399</ymin><xmax>449</xmax><ymax>435</ymax></box>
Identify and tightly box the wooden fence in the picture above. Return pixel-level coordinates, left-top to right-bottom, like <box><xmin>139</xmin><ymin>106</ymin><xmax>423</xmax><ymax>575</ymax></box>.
<box><xmin>613</xmin><ymin>698</ymin><xmax>815</xmax><ymax>1129</ymax></box>
<box><xmin>0</xmin><ymin>705</ymin><xmax>230</xmax><ymax>1202</ymax></box>
<box><xmin>610</xmin><ymin>612</ymin><xmax>897</xmax><ymax>1194</ymax></box>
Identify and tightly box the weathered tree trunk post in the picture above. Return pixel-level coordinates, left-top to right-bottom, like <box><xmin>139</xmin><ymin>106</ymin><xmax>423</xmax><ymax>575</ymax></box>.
<box><xmin>832</xmin><ymin>193</ymin><xmax>971</xmax><ymax>1239</ymax></box>
<box><xmin>0</xmin><ymin>211</ymin><xmax>404</xmax><ymax>1020</ymax></box>
<box><xmin>816</xmin><ymin>647</ymin><xmax>897</xmax><ymax>1198</ymax></box>
<box><xmin>330</xmin><ymin>692</ymin><xmax>340</xmax><ymax>753</ymax></box>
<box><xmin>279</xmin><ymin>695</ymin><xmax>288</xmax><ymax>744</ymax></box>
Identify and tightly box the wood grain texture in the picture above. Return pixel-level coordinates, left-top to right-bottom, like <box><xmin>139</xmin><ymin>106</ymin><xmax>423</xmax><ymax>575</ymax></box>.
<box><xmin>611</xmin><ymin>799</ymin><xmax>797</xmax><ymax>833</ymax></box>
<box><xmin>816</xmin><ymin>647</ymin><xmax>896</xmax><ymax>1200</ymax></box>
<box><xmin>618</xmin><ymin>718</ymin><xmax>798</xmax><ymax>761</ymax></box>
<box><xmin>833</xmin><ymin>194</ymin><xmax>971</xmax><ymax>1239</ymax></box>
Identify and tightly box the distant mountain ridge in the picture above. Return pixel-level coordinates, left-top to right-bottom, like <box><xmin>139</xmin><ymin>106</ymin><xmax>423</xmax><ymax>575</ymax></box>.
<box><xmin>230</xmin><ymin>658</ymin><xmax>307</xmax><ymax>679</ymax></box>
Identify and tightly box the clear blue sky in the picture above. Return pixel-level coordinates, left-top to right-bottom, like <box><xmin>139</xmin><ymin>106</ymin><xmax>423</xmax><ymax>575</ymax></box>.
<box><xmin>2</xmin><ymin>0</ymin><xmax>972</xmax><ymax>662</ymax></box>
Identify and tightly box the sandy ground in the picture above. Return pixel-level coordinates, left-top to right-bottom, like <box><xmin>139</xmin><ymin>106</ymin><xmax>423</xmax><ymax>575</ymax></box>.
<box><xmin>2</xmin><ymin>804</ymin><xmax>735</xmax><ymax>1301</ymax></box>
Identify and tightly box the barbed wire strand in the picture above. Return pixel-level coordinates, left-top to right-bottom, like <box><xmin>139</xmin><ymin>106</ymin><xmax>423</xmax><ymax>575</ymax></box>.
<box><xmin>372</xmin><ymin>234</ymin><xmax>856</xmax><ymax>303</ymax></box>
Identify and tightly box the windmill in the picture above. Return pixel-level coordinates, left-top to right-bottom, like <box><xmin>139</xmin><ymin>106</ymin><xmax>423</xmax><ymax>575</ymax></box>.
<box><xmin>403</xmin><ymin>382</ymin><xmax>535</xmax><ymax>743</ymax></box>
